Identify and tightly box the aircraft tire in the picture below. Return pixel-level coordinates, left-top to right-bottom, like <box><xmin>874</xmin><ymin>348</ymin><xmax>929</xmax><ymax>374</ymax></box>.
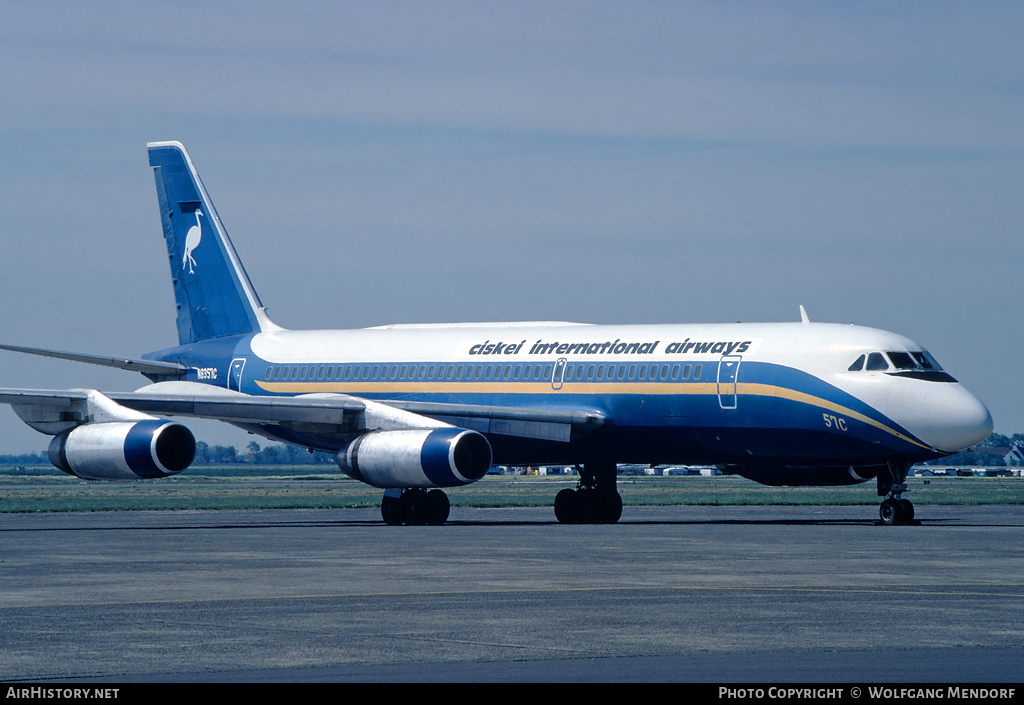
<box><xmin>555</xmin><ymin>488</ymin><xmax>622</xmax><ymax>524</ymax></box>
<box><xmin>554</xmin><ymin>488</ymin><xmax>578</xmax><ymax>524</ymax></box>
<box><xmin>381</xmin><ymin>495</ymin><xmax>405</xmax><ymax>526</ymax></box>
<box><xmin>600</xmin><ymin>490</ymin><xmax>623</xmax><ymax>524</ymax></box>
<box><xmin>381</xmin><ymin>489</ymin><xmax>450</xmax><ymax>526</ymax></box>
<box><xmin>424</xmin><ymin>489</ymin><xmax>450</xmax><ymax>525</ymax></box>
<box><xmin>879</xmin><ymin>498</ymin><xmax>900</xmax><ymax>525</ymax></box>
<box><xmin>898</xmin><ymin>499</ymin><xmax>915</xmax><ymax>522</ymax></box>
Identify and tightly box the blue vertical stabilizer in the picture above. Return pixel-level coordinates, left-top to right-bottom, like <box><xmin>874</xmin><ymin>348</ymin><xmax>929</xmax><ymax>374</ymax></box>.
<box><xmin>148</xmin><ymin>141</ymin><xmax>278</xmax><ymax>344</ymax></box>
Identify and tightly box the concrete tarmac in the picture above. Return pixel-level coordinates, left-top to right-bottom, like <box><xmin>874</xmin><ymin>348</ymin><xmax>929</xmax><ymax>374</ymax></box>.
<box><xmin>1</xmin><ymin>505</ymin><xmax>1022</xmax><ymax>683</ymax></box>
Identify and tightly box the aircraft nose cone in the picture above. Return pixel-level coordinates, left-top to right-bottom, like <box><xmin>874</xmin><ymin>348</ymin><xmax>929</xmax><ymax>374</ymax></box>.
<box><xmin>928</xmin><ymin>386</ymin><xmax>993</xmax><ymax>453</ymax></box>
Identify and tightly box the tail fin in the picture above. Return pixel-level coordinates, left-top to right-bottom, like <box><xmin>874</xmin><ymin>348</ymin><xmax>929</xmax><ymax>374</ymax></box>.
<box><xmin>147</xmin><ymin>141</ymin><xmax>280</xmax><ymax>344</ymax></box>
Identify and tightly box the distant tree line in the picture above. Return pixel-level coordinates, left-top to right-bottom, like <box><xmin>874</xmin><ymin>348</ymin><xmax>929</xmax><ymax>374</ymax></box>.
<box><xmin>196</xmin><ymin>441</ymin><xmax>335</xmax><ymax>465</ymax></box>
<box><xmin>923</xmin><ymin>432</ymin><xmax>1024</xmax><ymax>467</ymax></box>
<box><xmin>0</xmin><ymin>451</ymin><xmax>52</xmax><ymax>467</ymax></box>
<box><xmin>0</xmin><ymin>441</ymin><xmax>336</xmax><ymax>467</ymax></box>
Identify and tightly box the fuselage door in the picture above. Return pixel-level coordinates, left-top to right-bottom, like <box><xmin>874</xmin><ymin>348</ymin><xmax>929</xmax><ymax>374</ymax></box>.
<box><xmin>552</xmin><ymin>358</ymin><xmax>567</xmax><ymax>390</ymax></box>
<box><xmin>717</xmin><ymin>355</ymin><xmax>741</xmax><ymax>409</ymax></box>
<box><xmin>229</xmin><ymin>357</ymin><xmax>246</xmax><ymax>391</ymax></box>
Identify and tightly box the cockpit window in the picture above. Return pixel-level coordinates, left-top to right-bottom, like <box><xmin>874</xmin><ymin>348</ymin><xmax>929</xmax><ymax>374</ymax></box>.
<box><xmin>848</xmin><ymin>349</ymin><xmax>956</xmax><ymax>382</ymax></box>
<box><xmin>886</xmin><ymin>352</ymin><xmax>918</xmax><ymax>370</ymax></box>
<box><xmin>897</xmin><ymin>350</ymin><xmax>957</xmax><ymax>381</ymax></box>
<box><xmin>866</xmin><ymin>352</ymin><xmax>889</xmax><ymax>371</ymax></box>
<box><xmin>911</xmin><ymin>351</ymin><xmax>940</xmax><ymax>370</ymax></box>
<box><xmin>888</xmin><ymin>350</ymin><xmax>948</xmax><ymax>372</ymax></box>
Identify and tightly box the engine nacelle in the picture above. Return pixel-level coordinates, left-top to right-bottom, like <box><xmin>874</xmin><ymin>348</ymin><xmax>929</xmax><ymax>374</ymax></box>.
<box><xmin>722</xmin><ymin>464</ymin><xmax>881</xmax><ymax>487</ymax></box>
<box><xmin>337</xmin><ymin>428</ymin><xmax>492</xmax><ymax>488</ymax></box>
<box><xmin>48</xmin><ymin>420</ymin><xmax>196</xmax><ymax>481</ymax></box>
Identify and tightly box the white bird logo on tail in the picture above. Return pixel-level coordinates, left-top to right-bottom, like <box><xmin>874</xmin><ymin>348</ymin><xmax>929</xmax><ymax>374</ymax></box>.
<box><xmin>183</xmin><ymin>208</ymin><xmax>203</xmax><ymax>274</ymax></box>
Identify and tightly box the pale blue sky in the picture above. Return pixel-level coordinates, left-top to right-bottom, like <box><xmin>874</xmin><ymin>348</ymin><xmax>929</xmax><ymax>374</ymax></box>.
<box><xmin>0</xmin><ymin>1</ymin><xmax>1021</xmax><ymax>452</ymax></box>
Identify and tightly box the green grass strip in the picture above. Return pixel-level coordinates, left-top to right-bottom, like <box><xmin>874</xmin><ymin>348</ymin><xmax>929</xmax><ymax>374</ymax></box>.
<box><xmin>1</xmin><ymin>467</ymin><xmax>1021</xmax><ymax>513</ymax></box>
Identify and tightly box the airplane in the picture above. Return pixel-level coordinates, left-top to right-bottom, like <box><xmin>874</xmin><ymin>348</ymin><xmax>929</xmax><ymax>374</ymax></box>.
<box><xmin>0</xmin><ymin>141</ymin><xmax>993</xmax><ymax>526</ymax></box>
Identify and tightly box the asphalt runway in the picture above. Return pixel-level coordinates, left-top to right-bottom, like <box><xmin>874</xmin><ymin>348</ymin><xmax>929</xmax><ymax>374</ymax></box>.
<box><xmin>1</xmin><ymin>504</ymin><xmax>1022</xmax><ymax>683</ymax></box>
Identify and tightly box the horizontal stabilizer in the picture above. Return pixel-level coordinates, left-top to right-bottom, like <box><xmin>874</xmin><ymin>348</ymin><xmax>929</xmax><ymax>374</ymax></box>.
<box><xmin>0</xmin><ymin>343</ymin><xmax>186</xmax><ymax>376</ymax></box>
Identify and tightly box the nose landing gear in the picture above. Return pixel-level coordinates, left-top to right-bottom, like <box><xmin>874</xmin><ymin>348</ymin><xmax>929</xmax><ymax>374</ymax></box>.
<box><xmin>877</xmin><ymin>461</ymin><xmax>919</xmax><ymax>525</ymax></box>
<box><xmin>879</xmin><ymin>496</ymin><xmax>915</xmax><ymax>524</ymax></box>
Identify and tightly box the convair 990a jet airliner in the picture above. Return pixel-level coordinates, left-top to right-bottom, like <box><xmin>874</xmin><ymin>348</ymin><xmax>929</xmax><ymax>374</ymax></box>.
<box><xmin>0</xmin><ymin>142</ymin><xmax>993</xmax><ymax>525</ymax></box>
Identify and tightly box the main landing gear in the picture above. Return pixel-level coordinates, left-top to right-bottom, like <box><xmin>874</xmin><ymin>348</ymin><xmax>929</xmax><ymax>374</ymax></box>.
<box><xmin>381</xmin><ymin>488</ymin><xmax>450</xmax><ymax>526</ymax></box>
<box><xmin>877</xmin><ymin>461</ymin><xmax>917</xmax><ymax>525</ymax></box>
<box><xmin>554</xmin><ymin>461</ymin><xmax>623</xmax><ymax>524</ymax></box>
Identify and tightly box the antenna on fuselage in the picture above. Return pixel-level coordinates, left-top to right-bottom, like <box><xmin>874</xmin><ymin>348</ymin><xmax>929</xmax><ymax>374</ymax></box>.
<box><xmin>799</xmin><ymin>305</ymin><xmax>810</xmax><ymax>324</ymax></box>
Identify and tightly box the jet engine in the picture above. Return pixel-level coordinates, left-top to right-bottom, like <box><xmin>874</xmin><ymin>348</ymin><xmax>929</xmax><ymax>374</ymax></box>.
<box><xmin>337</xmin><ymin>428</ymin><xmax>492</xmax><ymax>488</ymax></box>
<box><xmin>722</xmin><ymin>464</ymin><xmax>881</xmax><ymax>487</ymax></box>
<box><xmin>48</xmin><ymin>420</ymin><xmax>196</xmax><ymax>481</ymax></box>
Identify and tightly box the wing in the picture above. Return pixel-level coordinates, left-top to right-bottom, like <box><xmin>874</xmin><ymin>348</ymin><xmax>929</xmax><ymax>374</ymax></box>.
<box><xmin>0</xmin><ymin>381</ymin><xmax>605</xmax><ymax>445</ymax></box>
<box><xmin>109</xmin><ymin>384</ymin><xmax>606</xmax><ymax>441</ymax></box>
<box><xmin>0</xmin><ymin>382</ymin><xmax>605</xmax><ymax>486</ymax></box>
